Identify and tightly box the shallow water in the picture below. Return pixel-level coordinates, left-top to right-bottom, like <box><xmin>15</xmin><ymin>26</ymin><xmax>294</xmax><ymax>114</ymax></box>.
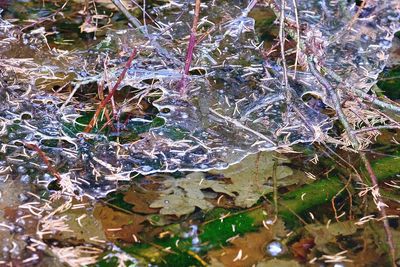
<box><xmin>0</xmin><ymin>1</ymin><xmax>399</xmax><ymax>266</ymax></box>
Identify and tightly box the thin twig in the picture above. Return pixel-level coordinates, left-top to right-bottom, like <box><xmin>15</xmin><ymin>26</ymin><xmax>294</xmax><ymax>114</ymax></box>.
<box><xmin>330</xmin><ymin>0</ymin><xmax>368</xmax><ymax>43</ymax></box>
<box><xmin>59</xmin><ymin>84</ymin><xmax>80</xmax><ymax>112</ymax></box>
<box><xmin>319</xmin><ymin>143</ymin><xmax>363</xmax><ymax>183</ymax></box>
<box><xmin>24</xmin><ymin>143</ymin><xmax>62</xmax><ymax>182</ymax></box>
<box><xmin>112</xmin><ymin>0</ymin><xmax>178</xmax><ymax>65</ymax></box>
<box><xmin>21</xmin><ymin>0</ymin><xmax>70</xmax><ymax>32</ymax></box>
<box><xmin>184</xmin><ymin>0</ymin><xmax>201</xmax><ymax>76</ymax></box>
<box><xmin>351</xmin><ymin>87</ymin><xmax>400</xmax><ymax>114</ymax></box>
<box><xmin>308</xmin><ymin>59</ymin><xmax>360</xmax><ymax>149</ymax></box>
<box><xmin>278</xmin><ymin>0</ymin><xmax>289</xmax><ymax>91</ymax></box>
<box><xmin>309</xmin><ymin>59</ymin><xmax>396</xmax><ymax>266</ymax></box>
<box><xmin>359</xmin><ymin>153</ymin><xmax>396</xmax><ymax>267</ymax></box>
<box><xmin>322</xmin><ymin>67</ymin><xmax>400</xmax><ymax>114</ymax></box>
<box><xmin>352</xmin><ymin>125</ymin><xmax>400</xmax><ymax>134</ymax></box>
<box><xmin>291</xmin><ymin>0</ymin><xmax>300</xmax><ymax>77</ymax></box>
<box><xmin>128</xmin><ymin>0</ymin><xmax>158</xmax><ymax>29</ymax></box>
<box><xmin>209</xmin><ymin>108</ymin><xmax>277</xmax><ymax>145</ymax></box>
<box><xmin>272</xmin><ymin>159</ymin><xmax>278</xmax><ymax>213</ymax></box>
<box><xmin>331</xmin><ymin>175</ymin><xmax>353</xmax><ymax>222</ymax></box>
<box><xmin>111</xmin><ymin>0</ymin><xmax>143</xmax><ymax>30</ymax></box>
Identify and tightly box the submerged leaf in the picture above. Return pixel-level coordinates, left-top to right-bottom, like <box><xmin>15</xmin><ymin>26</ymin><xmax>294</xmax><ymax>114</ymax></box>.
<box><xmin>177</xmin><ymin>172</ymin><xmax>235</xmax><ymax>198</ymax></box>
<box><xmin>305</xmin><ymin>221</ymin><xmax>358</xmax><ymax>247</ymax></box>
<box><xmin>290</xmin><ymin>237</ymin><xmax>315</xmax><ymax>262</ymax></box>
<box><xmin>93</xmin><ymin>205</ymin><xmax>146</xmax><ymax>243</ymax></box>
<box><xmin>149</xmin><ymin>172</ymin><xmax>230</xmax><ymax>216</ymax></box>
<box><xmin>150</xmin><ymin>193</ymin><xmax>213</xmax><ymax>217</ymax></box>
<box><xmin>211</xmin><ymin>152</ymin><xmax>293</xmax><ymax>207</ymax></box>
<box><xmin>149</xmin><ymin>155</ymin><xmax>293</xmax><ymax>215</ymax></box>
<box><xmin>63</xmin><ymin>209</ymin><xmax>107</xmax><ymax>244</ymax></box>
<box><xmin>123</xmin><ymin>189</ymin><xmax>160</xmax><ymax>214</ymax></box>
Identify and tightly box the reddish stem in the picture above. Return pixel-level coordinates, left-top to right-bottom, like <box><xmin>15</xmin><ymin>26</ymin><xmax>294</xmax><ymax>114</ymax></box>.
<box><xmin>183</xmin><ymin>32</ymin><xmax>197</xmax><ymax>76</ymax></box>
<box><xmin>24</xmin><ymin>143</ymin><xmax>62</xmax><ymax>182</ymax></box>
<box><xmin>179</xmin><ymin>0</ymin><xmax>201</xmax><ymax>95</ymax></box>
<box><xmin>84</xmin><ymin>48</ymin><xmax>137</xmax><ymax>133</ymax></box>
<box><xmin>360</xmin><ymin>153</ymin><xmax>396</xmax><ymax>267</ymax></box>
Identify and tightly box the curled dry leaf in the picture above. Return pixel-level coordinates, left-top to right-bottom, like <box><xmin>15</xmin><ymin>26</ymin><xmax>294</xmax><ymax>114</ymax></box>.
<box><xmin>290</xmin><ymin>237</ymin><xmax>315</xmax><ymax>262</ymax></box>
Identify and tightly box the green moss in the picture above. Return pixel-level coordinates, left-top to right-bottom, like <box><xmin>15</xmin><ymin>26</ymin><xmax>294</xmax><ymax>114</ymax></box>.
<box><xmin>372</xmin><ymin>152</ymin><xmax>400</xmax><ymax>181</ymax></box>
<box><xmin>200</xmin><ymin>213</ymin><xmax>257</xmax><ymax>247</ymax></box>
<box><xmin>123</xmin><ymin>243</ymin><xmax>152</xmax><ymax>254</ymax></box>
<box><xmin>142</xmin><ymin>212</ymin><xmax>259</xmax><ymax>266</ymax></box>
<box><xmin>63</xmin><ymin>112</ymin><xmax>108</xmax><ymax>134</ymax></box>
<box><xmin>63</xmin><ymin>112</ymin><xmax>163</xmax><ymax>143</ymax></box>
<box><xmin>203</xmin><ymin>207</ymin><xmax>230</xmax><ymax>221</ymax></box>
<box><xmin>150</xmin><ymin>117</ymin><xmax>165</xmax><ymax>127</ymax></box>
<box><xmin>377</xmin><ymin>66</ymin><xmax>400</xmax><ymax>100</ymax></box>
<box><xmin>161</xmin><ymin>252</ymin><xmax>200</xmax><ymax>267</ymax></box>
<box><xmin>279</xmin><ymin>151</ymin><xmax>400</xmax><ymax>227</ymax></box>
<box><xmin>95</xmin><ymin>257</ymin><xmax>119</xmax><ymax>267</ymax></box>
<box><xmin>279</xmin><ymin>177</ymin><xmax>343</xmax><ymax>227</ymax></box>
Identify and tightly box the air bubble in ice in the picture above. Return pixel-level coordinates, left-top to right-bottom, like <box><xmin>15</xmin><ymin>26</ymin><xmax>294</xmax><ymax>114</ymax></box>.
<box><xmin>17</xmin><ymin>166</ymin><xmax>27</xmax><ymax>174</ymax></box>
<box><xmin>20</xmin><ymin>175</ymin><xmax>30</xmax><ymax>184</ymax></box>
<box><xmin>266</xmin><ymin>241</ymin><xmax>284</xmax><ymax>257</ymax></box>
<box><xmin>141</xmin><ymin>166</ymin><xmax>153</xmax><ymax>172</ymax></box>
<box><xmin>18</xmin><ymin>193</ymin><xmax>28</xmax><ymax>202</ymax></box>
